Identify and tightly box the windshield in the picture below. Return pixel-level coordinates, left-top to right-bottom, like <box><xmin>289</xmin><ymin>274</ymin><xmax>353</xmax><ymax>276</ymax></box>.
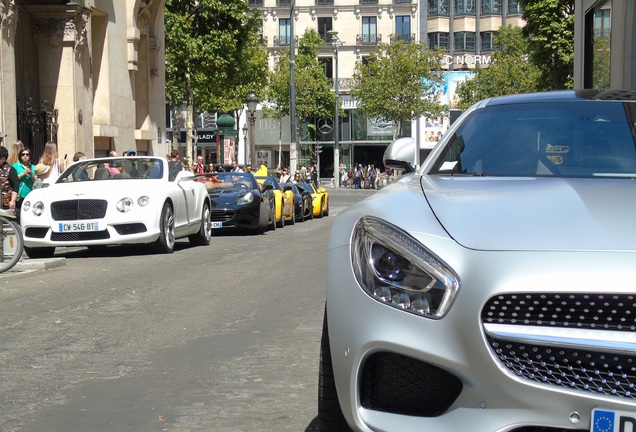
<box><xmin>199</xmin><ymin>172</ymin><xmax>257</xmax><ymax>191</ymax></box>
<box><xmin>429</xmin><ymin>101</ymin><xmax>636</xmax><ymax>178</ymax></box>
<box><xmin>59</xmin><ymin>158</ymin><xmax>164</xmax><ymax>182</ymax></box>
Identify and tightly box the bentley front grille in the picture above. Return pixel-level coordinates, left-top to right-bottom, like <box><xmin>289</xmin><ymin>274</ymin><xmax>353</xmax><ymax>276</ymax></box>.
<box><xmin>51</xmin><ymin>199</ymin><xmax>108</xmax><ymax>221</ymax></box>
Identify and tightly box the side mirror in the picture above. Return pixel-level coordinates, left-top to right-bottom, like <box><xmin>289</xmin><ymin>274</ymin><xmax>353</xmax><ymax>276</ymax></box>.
<box><xmin>175</xmin><ymin>170</ymin><xmax>194</xmax><ymax>182</ymax></box>
<box><xmin>282</xmin><ymin>185</ymin><xmax>293</xmax><ymax>192</ymax></box>
<box><xmin>383</xmin><ymin>137</ymin><xmax>416</xmax><ymax>173</ymax></box>
<box><xmin>261</xmin><ymin>183</ymin><xmax>274</xmax><ymax>192</ymax></box>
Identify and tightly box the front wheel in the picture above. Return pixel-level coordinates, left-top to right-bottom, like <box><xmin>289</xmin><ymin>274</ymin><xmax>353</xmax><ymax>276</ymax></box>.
<box><xmin>0</xmin><ymin>217</ymin><xmax>24</xmax><ymax>272</ymax></box>
<box><xmin>153</xmin><ymin>203</ymin><xmax>175</xmax><ymax>253</ymax></box>
<box><xmin>318</xmin><ymin>308</ymin><xmax>352</xmax><ymax>432</ymax></box>
<box><xmin>189</xmin><ymin>202</ymin><xmax>212</xmax><ymax>246</ymax></box>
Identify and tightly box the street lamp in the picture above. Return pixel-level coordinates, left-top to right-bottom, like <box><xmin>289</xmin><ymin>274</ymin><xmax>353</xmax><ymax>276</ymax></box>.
<box><xmin>327</xmin><ymin>29</ymin><xmax>341</xmax><ymax>190</ymax></box>
<box><xmin>246</xmin><ymin>93</ymin><xmax>259</xmax><ymax>167</ymax></box>
<box><xmin>242</xmin><ymin>123</ymin><xmax>248</xmax><ymax>165</ymax></box>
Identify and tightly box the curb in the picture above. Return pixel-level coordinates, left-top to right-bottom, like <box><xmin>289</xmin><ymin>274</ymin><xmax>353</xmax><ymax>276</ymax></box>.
<box><xmin>8</xmin><ymin>257</ymin><xmax>66</xmax><ymax>273</ymax></box>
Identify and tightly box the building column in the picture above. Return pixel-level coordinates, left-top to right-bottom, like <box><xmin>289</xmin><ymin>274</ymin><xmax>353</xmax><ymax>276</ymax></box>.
<box><xmin>0</xmin><ymin>3</ymin><xmax>18</xmax><ymax>142</ymax></box>
<box><xmin>31</xmin><ymin>6</ymin><xmax>91</xmax><ymax>160</ymax></box>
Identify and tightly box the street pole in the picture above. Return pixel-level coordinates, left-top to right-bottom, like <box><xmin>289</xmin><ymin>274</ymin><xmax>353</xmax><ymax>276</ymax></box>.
<box><xmin>328</xmin><ymin>30</ymin><xmax>340</xmax><ymax>190</ymax></box>
<box><xmin>289</xmin><ymin>0</ymin><xmax>298</xmax><ymax>174</ymax></box>
<box><xmin>249</xmin><ymin>113</ymin><xmax>256</xmax><ymax>167</ymax></box>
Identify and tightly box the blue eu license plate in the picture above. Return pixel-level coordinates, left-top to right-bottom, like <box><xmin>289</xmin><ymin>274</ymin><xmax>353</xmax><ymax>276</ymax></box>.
<box><xmin>592</xmin><ymin>408</ymin><xmax>636</xmax><ymax>432</ymax></box>
<box><xmin>58</xmin><ymin>221</ymin><xmax>100</xmax><ymax>232</ymax></box>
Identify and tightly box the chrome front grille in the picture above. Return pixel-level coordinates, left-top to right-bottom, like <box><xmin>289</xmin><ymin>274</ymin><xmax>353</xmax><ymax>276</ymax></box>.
<box><xmin>51</xmin><ymin>199</ymin><xmax>108</xmax><ymax>221</ymax></box>
<box><xmin>482</xmin><ymin>293</ymin><xmax>636</xmax><ymax>400</ymax></box>
<box><xmin>483</xmin><ymin>293</ymin><xmax>636</xmax><ymax>331</ymax></box>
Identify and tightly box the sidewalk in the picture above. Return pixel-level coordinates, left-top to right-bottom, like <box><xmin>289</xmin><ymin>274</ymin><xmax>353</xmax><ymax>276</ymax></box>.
<box><xmin>1</xmin><ymin>256</ymin><xmax>66</xmax><ymax>276</ymax></box>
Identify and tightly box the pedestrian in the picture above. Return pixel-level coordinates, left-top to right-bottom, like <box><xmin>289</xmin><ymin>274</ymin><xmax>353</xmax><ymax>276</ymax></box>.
<box><xmin>353</xmin><ymin>164</ymin><xmax>362</xmax><ymax>189</ymax></box>
<box><xmin>12</xmin><ymin>147</ymin><xmax>36</xmax><ymax>223</ymax></box>
<box><xmin>181</xmin><ymin>157</ymin><xmax>190</xmax><ymax>171</ymax></box>
<box><xmin>0</xmin><ymin>146</ymin><xmax>19</xmax><ymax>212</ymax></box>
<box><xmin>280</xmin><ymin>168</ymin><xmax>291</xmax><ymax>183</ymax></box>
<box><xmin>8</xmin><ymin>140</ymin><xmax>23</xmax><ymax>166</ymax></box>
<box><xmin>230</xmin><ymin>160</ymin><xmax>243</xmax><ymax>173</ymax></box>
<box><xmin>243</xmin><ymin>164</ymin><xmax>252</xmax><ymax>173</ymax></box>
<box><xmin>109</xmin><ymin>150</ymin><xmax>118</xmax><ymax>157</ymax></box>
<box><xmin>368</xmin><ymin>164</ymin><xmax>376</xmax><ymax>189</ymax></box>
<box><xmin>36</xmin><ymin>141</ymin><xmax>64</xmax><ymax>185</ymax></box>
<box><xmin>168</xmin><ymin>149</ymin><xmax>182</xmax><ymax>181</ymax></box>
<box><xmin>193</xmin><ymin>155</ymin><xmax>205</xmax><ymax>175</ymax></box>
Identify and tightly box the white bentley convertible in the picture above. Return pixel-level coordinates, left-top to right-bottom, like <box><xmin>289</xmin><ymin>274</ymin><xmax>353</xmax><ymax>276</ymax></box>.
<box><xmin>21</xmin><ymin>157</ymin><xmax>212</xmax><ymax>258</ymax></box>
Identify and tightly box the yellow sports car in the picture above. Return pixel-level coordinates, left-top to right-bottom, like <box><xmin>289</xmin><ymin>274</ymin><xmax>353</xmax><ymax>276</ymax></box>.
<box><xmin>296</xmin><ymin>182</ymin><xmax>329</xmax><ymax>218</ymax></box>
<box><xmin>254</xmin><ymin>166</ymin><xmax>294</xmax><ymax>227</ymax></box>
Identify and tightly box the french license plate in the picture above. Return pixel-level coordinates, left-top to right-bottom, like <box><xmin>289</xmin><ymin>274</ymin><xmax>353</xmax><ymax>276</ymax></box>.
<box><xmin>592</xmin><ymin>408</ymin><xmax>636</xmax><ymax>432</ymax></box>
<box><xmin>211</xmin><ymin>221</ymin><xmax>223</xmax><ymax>229</ymax></box>
<box><xmin>57</xmin><ymin>221</ymin><xmax>100</xmax><ymax>232</ymax></box>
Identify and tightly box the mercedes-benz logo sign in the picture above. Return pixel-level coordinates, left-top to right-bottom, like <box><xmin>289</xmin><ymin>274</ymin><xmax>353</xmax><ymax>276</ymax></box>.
<box><xmin>318</xmin><ymin>119</ymin><xmax>333</xmax><ymax>135</ymax></box>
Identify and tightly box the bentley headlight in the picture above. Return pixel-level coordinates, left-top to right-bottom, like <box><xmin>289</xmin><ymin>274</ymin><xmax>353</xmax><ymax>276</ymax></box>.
<box><xmin>31</xmin><ymin>201</ymin><xmax>45</xmax><ymax>216</ymax></box>
<box><xmin>352</xmin><ymin>217</ymin><xmax>460</xmax><ymax>319</ymax></box>
<box><xmin>22</xmin><ymin>201</ymin><xmax>31</xmax><ymax>212</ymax></box>
<box><xmin>137</xmin><ymin>196</ymin><xmax>150</xmax><ymax>207</ymax></box>
<box><xmin>237</xmin><ymin>192</ymin><xmax>254</xmax><ymax>205</ymax></box>
<box><xmin>116</xmin><ymin>197</ymin><xmax>134</xmax><ymax>213</ymax></box>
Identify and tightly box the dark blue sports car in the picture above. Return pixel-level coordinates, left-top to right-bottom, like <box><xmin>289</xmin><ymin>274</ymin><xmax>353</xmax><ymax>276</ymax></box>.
<box><xmin>194</xmin><ymin>172</ymin><xmax>275</xmax><ymax>234</ymax></box>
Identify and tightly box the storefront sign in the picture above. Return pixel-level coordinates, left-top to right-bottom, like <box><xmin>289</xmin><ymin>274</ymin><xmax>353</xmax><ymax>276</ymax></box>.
<box><xmin>443</xmin><ymin>54</ymin><xmax>492</xmax><ymax>66</ymax></box>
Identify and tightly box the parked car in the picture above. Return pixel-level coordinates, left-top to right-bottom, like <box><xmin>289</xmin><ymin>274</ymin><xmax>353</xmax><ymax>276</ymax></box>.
<box><xmin>296</xmin><ymin>182</ymin><xmax>329</xmax><ymax>218</ymax></box>
<box><xmin>284</xmin><ymin>182</ymin><xmax>313</xmax><ymax>223</ymax></box>
<box><xmin>254</xmin><ymin>173</ymin><xmax>293</xmax><ymax>228</ymax></box>
<box><xmin>21</xmin><ymin>157</ymin><xmax>212</xmax><ymax>257</ymax></box>
<box><xmin>194</xmin><ymin>171</ymin><xmax>275</xmax><ymax>234</ymax></box>
<box><xmin>319</xmin><ymin>90</ymin><xmax>636</xmax><ymax>432</ymax></box>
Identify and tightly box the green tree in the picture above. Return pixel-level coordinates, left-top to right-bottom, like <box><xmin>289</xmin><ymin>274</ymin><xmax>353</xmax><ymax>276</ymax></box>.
<box><xmin>350</xmin><ymin>41</ymin><xmax>446</xmax><ymax>139</ymax></box>
<box><xmin>455</xmin><ymin>26</ymin><xmax>541</xmax><ymax>109</ymax></box>
<box><xmin>265</xmin><ymin>30</ymin><xmax>337</xmax><ymax>129</ymax></box>
<box><xmin>519</xmin><ymin>0</ymin><xmax>575</xmax><ymax>90</ymax></box>
<box><xmin>165</xmin><ymin>0</ymin><xmax>267</xmax><ymax>159</ymax></box>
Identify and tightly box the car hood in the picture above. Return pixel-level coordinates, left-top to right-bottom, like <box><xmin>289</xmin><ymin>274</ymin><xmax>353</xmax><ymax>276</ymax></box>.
<box><xmin>208</xmin><ymin>189</ymin><xmax>253</xmax><ymax>205</ymax></box>
<box><xmin>33</xmin><ymin>180</ymin><xmax>154</xmax><ymax>200</ymax></box>
<box><xmin>422</xmin><ymin>176</ymin><xmax>636</xmax><ymax>252</ymax></box>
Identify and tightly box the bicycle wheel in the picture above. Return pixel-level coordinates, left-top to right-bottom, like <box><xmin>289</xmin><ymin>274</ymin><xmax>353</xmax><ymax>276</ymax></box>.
<box><xmin>0</xmin><ymin>216</ymin><xmax>24</xmax><ymax>273</ymax></box>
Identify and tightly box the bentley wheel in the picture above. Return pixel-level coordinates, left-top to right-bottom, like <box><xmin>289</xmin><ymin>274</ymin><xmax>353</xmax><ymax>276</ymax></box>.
<box><xmin>154</xmin><ymin>203</ymin><xmax>175</xmax><ymax>253</ymax></box>
<box><xmin>318</xmin><ymin>308</ymin><xmax>352</xmax><ymax>432</ymax></box>
<box><xmin>189</xmin><ymin>201</ymin><xmax>212</xmax><ymax>246</ymax></box>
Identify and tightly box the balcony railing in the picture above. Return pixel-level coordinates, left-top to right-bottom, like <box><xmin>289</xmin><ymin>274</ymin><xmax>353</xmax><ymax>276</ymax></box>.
<box><xmin>315</xmin><ymin>0</ymin><xmax>334</xmax><ymax>4</ymax></box>
<box><xmin>393</xmin><ymin>0</ymin><xmax>412</xmax><ymax>3</ymax></box>
<box><xmin>273</xmin><ymin>35</ymin><xmax>298</xmax><ymax>47</ymax></box>
<box><xmin>360</xmin><ymin>0</ymin><xmax>379</xmax><ymax>4</ymax></box>
<box><xmin>356</xmin><ymin>34</ymin><xmax>382</xmax><ymax>45</ymax></box>
<box><xmin>248</xmin><ymin>0</ymin><xmax>264</xmax><ymax>6</ymax></box>
<box><xmin>277</xmin><ymin>0</ymin><xmax>291</xmax><ymax>6</ymax></box>
<box><xmin>390</xmin><ymin>33</ymin><xmax>415</xmax><ymax>44</ymax></box>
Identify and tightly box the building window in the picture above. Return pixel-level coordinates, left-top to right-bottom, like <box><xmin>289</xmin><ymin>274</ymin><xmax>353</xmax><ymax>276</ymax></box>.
<box><xmin>361</xmin><ymin>16</ymin><xmax>378</xmax><ymax>44</ymax></box>
<box><xmin>454</xmin><ymin>32</ymin><xmax>476</xmax><ymax>52</ymax></box>
<box><xmin>248</xmin><ymin>0</ymin><xmax>264</xmax><ymax>6</ymax></box>
<box><xmin>481</xmin><ymin>0</ymin><xmax>501</xmax><ymax>15</ymax></box>
<box><xmin>507</xmin><ymin>0</ymin><xmax>523</xmax><ymax>15</ymax></box>
<box><xmin>319</xmin><ymin>57</ymin><xmax>334</xmax><ymax>80</ymax></box>
<box><xmin>428</xmin><ymin>32</ymin><xmax>449</xmax><ymax>50</ymax></box>
<box><xmin>317</xmin><ymin>17</ymin><xmax>333</xmax><ymax>42</ymax></box>
<box><xmin>584</xmin><ymin>0</ymin><xmax>611</xmax><ymax>89</ymax></box>
<box><xmin>428</xmin><ymin>0</ymin><xmax>449</xmax><ymax>17</ymax></box>
<box><xmin>279</xmin><ymin>18</ymin><xmax>291</xmax><ymax>46</ymax></box>
<box><xmin>480</xmin><ymin>31</ymin><xmax>498</xmax><ymax>51</ymax></box>
<box><xmin>455</xmin><ymin>0</ymin><xmax>476</xmax><ymax>16</ymax></box>
<box><xmin>393</xmin><ymin>16</ymin><xmax>412</xmax><ymax>43</ymax></box>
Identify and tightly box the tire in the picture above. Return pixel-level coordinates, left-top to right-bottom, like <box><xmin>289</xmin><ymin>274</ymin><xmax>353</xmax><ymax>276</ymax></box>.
<box><xmin>153</xmin><ymin>203</ymin><xmax>175</xmax><ymax>253</ymax></box>
<box><xmin>268</xmin><ymin>203</ymin><xmax>276</xmax><ymax>231</ymax></box>
<box><xmin>298</xmin><ymin>205</ymin><xmax>305</xmax><ymax>223</ymax></box>
<box><xmin>276</xmin><ymin>200</ymin><xmax>285</xmax><ymax>228</ymax></box>
<box><xmin>24</xmin><ymin>246</ymin><xmax>55</xmax><ymax>259</ymax></box>
<box><xmin>289</xmin><ymin>205</ymin><xmax>296</xmax><ymax>225</ymax></box>
<box><xmin>324</xmin><ymin>200</ymin><xmax>330</xmax><ymax>217</ymax></box>
<box><xmin>189</xmin><ymin>201</ymin><xmax>212</xmax><ymax>246</ymax></box>
<box><xmin>318</xmin><ymin>199</ymin><xmax>324</xmax><ymax>218</ymax></box>
<box><xmin>318</xmin><ymin>308</ymin><xmax>352</xmax><ymax>432</ymax></box>
<box><xmin>309</xmin><ymin>203</ymin><xmax>314</xmax><ymax>220</ymax></box>
<box><xmin>0</xmin><ymin>217</ymin><xmax>23</xmax><ymax>272</ymax></box>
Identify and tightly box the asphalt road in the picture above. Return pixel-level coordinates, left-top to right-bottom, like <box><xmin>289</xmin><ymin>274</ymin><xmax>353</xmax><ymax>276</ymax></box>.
<box><xmin>0</xmin><ymin>187</ymin><xmax>376</xmax><ymax>432</ymax></box>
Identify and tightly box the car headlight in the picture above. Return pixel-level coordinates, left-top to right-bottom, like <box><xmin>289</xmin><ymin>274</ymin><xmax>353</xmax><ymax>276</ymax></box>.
<box><xmin>137</xmin><ymin>196</ymin><xmax>150</xmax><ymax>207</ymax></box>
<box><xmin>116</xmin><ymin>197</ymin><xmax>135</xmax><ymax>212</ymax></box>
<box><xmin>31</xmin><ymin>201</ymin><xmax>45</xmax><ymax>216</ymax></box>
<box><xmin>22</xmin><ymin>201</ymin><xmax>31</xmax><ymax>212</ymax></box>
<box><xmin>237</xmin><ymin>192</ymin><xmax>254</xmax><ymax>205</ymax></box>
<box><xmin>351</xmin><ymin>216</ymin><xmax>460</xmax><ymax>319</ymax></box>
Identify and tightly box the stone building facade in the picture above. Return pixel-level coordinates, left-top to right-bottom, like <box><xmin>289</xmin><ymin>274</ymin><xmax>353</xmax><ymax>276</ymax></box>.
<box><xmin>0</xmin><ymin>0</ymin><xmax>166</xmax><ymax>162</ymax></box>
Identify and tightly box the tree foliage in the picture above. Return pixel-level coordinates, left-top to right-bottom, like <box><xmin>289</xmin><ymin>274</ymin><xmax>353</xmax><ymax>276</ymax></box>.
<box><xmin>519</xmin><ymin>0</ymin><xmax>575</xmax><ymax>90</ymax></box>
<box><xmin>350</xmin><ymin>41</ymin><xmax>446</xmax><ymax>138</ymax></box>
<box><xmin>455</xmin><ymin>26</ymin><xmax>541</xmax><ymax>109</ymax></box>
<box><xmin>165</xmin><ymin>0</ymin><xmax>268</xmax><ymax>113</ymax></box>
<box><xmin>264</xmin><ymin>29</ymin><xmax>336</xmax><ymax>125</ymax></box>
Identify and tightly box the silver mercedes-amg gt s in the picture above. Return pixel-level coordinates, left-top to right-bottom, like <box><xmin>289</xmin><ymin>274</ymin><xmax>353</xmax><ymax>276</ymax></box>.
<box><xmin>319</xmin><ymin>90</ymin><xmax>636</xmax><ymax>432</ymax></box>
